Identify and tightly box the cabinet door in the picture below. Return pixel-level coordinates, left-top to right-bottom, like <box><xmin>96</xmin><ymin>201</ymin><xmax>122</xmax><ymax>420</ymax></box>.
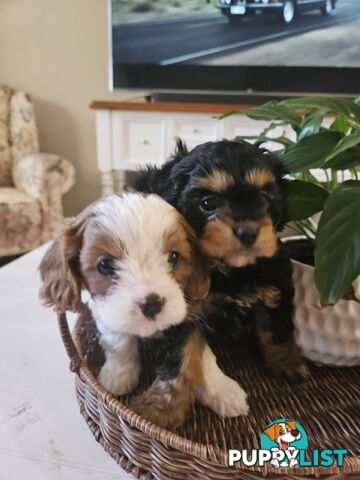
<box><xmin>112</xmin><ymin>112</ymin><xmax>167</xmax><ymax>170</ymax></box>
<box><xmin>167</xmin><ymin>114</ymin><xmax>220</xmax><ymax>155</ymax></box>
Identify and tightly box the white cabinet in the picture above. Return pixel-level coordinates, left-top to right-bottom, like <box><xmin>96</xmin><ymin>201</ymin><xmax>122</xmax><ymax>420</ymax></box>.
<box><xmin>167</xmin><ymin>114</ymin><xmax>220</xmax><ymax>152</ymax></box>
<box><xmin>114</xmin><ymin>114</ymin><xmax>167</xmax><ymax>168</ymax></box>
<box><xmin>92</xmin><ymin>102</ymin><xmax>276</xmax><ymax>195</ymax></box>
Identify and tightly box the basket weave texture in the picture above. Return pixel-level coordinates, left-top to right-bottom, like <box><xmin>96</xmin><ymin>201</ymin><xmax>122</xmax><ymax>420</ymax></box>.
<box><xmin>58</xmin><ymin>306</ymin><xmax>360</xmax><ymax>480</ymax></box>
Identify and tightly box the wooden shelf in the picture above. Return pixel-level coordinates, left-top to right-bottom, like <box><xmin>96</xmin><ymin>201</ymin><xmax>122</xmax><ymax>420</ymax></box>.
<box><xmin>90</xmin><ymin>100</ymin><xmax>251</xmax><ymax>114</ymax></box>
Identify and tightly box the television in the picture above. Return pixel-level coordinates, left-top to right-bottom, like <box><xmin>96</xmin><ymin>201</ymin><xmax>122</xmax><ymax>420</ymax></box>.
<box><xmin>109</xmin><ymin>0</ymin><xmax>360</xmax><ymax>98</ymax></box>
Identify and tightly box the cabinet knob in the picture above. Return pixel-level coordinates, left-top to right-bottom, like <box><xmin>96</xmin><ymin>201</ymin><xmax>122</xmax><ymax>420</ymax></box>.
<box><xmin>141</xmin><ymin>138</ymin><xmax>150</xmax><ymax>145</ymax></box>
<box><xmin>193</xmin><ymin>128</ymin><xmax>199</xmax><ymax>134</ymax></box>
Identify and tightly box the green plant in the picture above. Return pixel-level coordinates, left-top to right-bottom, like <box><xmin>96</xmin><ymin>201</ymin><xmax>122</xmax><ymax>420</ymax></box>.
<box><xmin>224</xmin><ymin>97</ymin><xmax>360</xmax><ymax>306</ymax></box>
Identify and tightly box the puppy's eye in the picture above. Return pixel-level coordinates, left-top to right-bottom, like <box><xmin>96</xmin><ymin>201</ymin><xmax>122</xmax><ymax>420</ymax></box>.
<box><xmin>200</xmin><ymin>196</ymin><xmax>218</xmax><ymax>213</ymax></box>
<box><xmin>168</xmin><ymin>251</ymin><xmax>180</xmax><ymax>268</ymax></box>
<box><xmin>97</xmin><ymin>257</ymin><xmax>116</xmax><ymax>276</ymax></box>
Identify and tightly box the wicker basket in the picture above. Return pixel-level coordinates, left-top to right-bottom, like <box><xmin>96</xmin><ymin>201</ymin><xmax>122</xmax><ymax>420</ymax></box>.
<box><xmin>57</xmin><ymin>306</ymin><xmax>360</xmax><ymax>480</ymax></box>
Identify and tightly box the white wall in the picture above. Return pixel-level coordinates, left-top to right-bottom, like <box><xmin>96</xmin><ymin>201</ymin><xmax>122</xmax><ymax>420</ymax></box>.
<box><xmin>0</xmin><ymin>0</ymin><xmax>145</xmax><ymax>215</ymax></box>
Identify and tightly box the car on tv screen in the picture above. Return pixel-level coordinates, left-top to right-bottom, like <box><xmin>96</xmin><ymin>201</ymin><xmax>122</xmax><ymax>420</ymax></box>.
<box><xmin>218</xmin><ymin>0</ymin><xmax>337</xmax><ymax>25</ymax></box>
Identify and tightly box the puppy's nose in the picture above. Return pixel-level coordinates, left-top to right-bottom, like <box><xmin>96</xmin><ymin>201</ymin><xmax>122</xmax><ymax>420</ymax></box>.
<box><xmin>139</xmin><ymin>293</ymin><xmax>164</xmax><ymax>320</ymax></box>
<box><xmin>233</xmin><ymin>226</ymin><xmax>258</xmax><ymax>246</ymax></box>
<box><xmin>291</xmin><ymin>429</ymin><xmax>299</xmax><ymax>437</ymax></box>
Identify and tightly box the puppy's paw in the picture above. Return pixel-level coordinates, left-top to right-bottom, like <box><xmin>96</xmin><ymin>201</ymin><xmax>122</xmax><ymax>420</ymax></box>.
<box><xmin>130</xmin><ymin>379</ymin><xmax>189</xmax><ymax>429</ymax></box>
<box><xmin>264</xmin><ymin>341</ymin><xmax>310</xmax><ymax>383</ymax></box>
<box><xmin>268</xmin><ymin>354</ymin><xmax>310</xmax><ymax>383</ymax></box>
<box><xmin>130</xmin><ymin>395</ymin><xmax>180</xmax><ymax>429</ymax></box>
<box><xmin>98</xmin><ymin>361</ymin><xmax>139</xmax><ymax>396</ymax></box>
<box><xmin>196</xmin><ymin>374</ymin><xmax>249</xmax><ymax>417</ymax></box>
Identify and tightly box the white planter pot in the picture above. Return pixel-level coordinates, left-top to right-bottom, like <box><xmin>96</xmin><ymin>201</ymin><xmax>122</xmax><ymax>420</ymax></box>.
<box><xmin>287</xmin><ymin>238</ymin><xmax>360</xmax><ymax>366</ymax></box>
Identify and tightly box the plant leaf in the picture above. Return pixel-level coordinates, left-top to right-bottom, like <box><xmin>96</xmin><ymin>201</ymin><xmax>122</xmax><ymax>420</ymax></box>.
<box><xmin>282</xmin><ymin>97</ymin><xmax>360</xmax><ymax>121</ymax></box>
<box><xmin>298</xmin><ymin>112</ymin><xmax>323</xmax><ymax>140</ymax></box>
<box><xmin>315</xmin><ymin>181</ymin><xmax>360</xmax><ymax>305</ymax></box>
<box><xmin>324</xmin><ymin>133</ymin><xmax>360</xmax><ymax>163</ymax></box>
<box><xmin>325</xmin><ymin>149</ymin><xmax>360</xmax><ymax>170</ymax></box>
<box><xmin>285</xmin><ymin>180</ymin><xmax>329</xmax><ymax>222</ymax></box>
<box><xmin>330</xmin><ymin>115</ymin><xmax>350</xmax><ymax>134</ymax></box>
<box><xmin>240</xmin><ymin>101</ymin><xmax>302</xmax><ymax>129</ymax></box>
<box><xmin>281</xmin><ymin>131</ymin><xmax>342</xmax><ymax>173</ymax></box>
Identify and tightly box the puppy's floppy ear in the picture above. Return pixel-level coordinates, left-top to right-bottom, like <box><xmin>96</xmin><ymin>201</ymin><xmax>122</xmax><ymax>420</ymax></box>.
<box><xmin>39</xmin><ymin>205</ymin><xmax>93</xmax><ymax>313</ymax></box>
<box><xmin>184</xmin><ymin>224</ymin><xmax>210</xmax><ymax>301</ymax></box>
<box><xmin>264</xmin><ymin>423</ymin><xmax>279</xmax><ymax>442</ymax></box>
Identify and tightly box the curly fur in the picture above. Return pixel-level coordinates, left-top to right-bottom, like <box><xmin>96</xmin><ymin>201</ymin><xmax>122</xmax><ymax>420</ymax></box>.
<box><xmin>134</xmin><ymin>139</ymin><xmax>308</xmax><ymax>381</ymax></box>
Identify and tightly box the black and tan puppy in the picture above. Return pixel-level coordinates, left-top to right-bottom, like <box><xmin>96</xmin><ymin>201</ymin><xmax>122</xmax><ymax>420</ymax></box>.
<box><xmin>135</xmin><ymin>139</ymin><xmax>308</xmax><ymax>381</ymax></box>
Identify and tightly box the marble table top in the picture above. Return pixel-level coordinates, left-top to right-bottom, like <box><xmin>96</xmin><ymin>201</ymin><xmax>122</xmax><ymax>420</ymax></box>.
<box><xmin>0</xmin><ymin>244</ymin><xmax>133</xmax><ymax>480</ymax></box>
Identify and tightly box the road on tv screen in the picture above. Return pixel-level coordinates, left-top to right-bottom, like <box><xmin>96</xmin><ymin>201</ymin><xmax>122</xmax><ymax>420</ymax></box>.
<box><xmin>112</xmin><ymin>0</ymin><xmax>360</xmax><ymax>68</ymax></box>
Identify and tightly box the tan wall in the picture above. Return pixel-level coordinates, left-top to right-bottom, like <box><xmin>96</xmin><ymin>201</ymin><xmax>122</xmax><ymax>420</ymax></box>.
<box><xmin>0</xmin><ymin>0</ymin><xmax>144</xmax><ymax>215</ymax></box>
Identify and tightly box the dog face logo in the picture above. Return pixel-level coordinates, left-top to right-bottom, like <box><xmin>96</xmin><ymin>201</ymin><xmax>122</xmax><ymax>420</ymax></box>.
<box><xmin>260</xmin><ymin>419</ymin><xmax>308</xmax><ymax>468</ymax></box>
<box><xmin>264</xmin><ymin>420</ymin><xmax>301</xmax><ymax>450</ymax></box>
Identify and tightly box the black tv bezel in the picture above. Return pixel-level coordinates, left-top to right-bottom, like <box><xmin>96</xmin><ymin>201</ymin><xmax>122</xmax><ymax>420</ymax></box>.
<box><xmin>111</xmin><ymin>63</ymin><xmax>360</xmax><ymax>96</ymax></box>
<box><xmin>108</xmin><ymin>0</ymin><xmax>360</xmax><ymax>97</ymax></box>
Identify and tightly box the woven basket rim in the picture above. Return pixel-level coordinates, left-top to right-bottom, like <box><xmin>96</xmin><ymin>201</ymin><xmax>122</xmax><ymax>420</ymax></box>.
<box><xmin>58</xmin><ymin>309</ymin><xmax>360</xmax><ymax>478</ymax></box>
<box><xmin>72</xmin><ymin>317</ymin><xmax>227</xmax><ymax>464</ymax></box>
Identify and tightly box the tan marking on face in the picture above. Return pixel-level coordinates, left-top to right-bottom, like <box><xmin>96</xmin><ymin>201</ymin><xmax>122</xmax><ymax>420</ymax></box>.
<box><xmin>199</xmin><ymin>216</ymin><xmax>277</xmax><ymax>267</ymax></box>
<box><xmin>199</xmin><ymin>218</ymin><xmax>239</xmax><ymax>262</ymax></box>
<box><xmin>255</xmin><ymin>217</ymin><xmax>277</xmax><ymax>258</ymax></box>
<box><xmin>164</xmin><ymin>216</ymin><xmax>210</xmax><ymax>300</ymax></box>
<box><xmin>197</xmin><ymin>169</ymin><xmax>234</xmax><ymax>192</ymax></box>
<box><xmin>80</xmin><ymin>221</ymin><xmax>125</xmax><ymax>297</ymax></box>
<box><xmin>130</xmin><ymin>330</ymin><xmax>205</xmax><ymax>429</ymax></box>
<box><xmin>245</xmin><ymin>168</ymin><xmax>275</xmax><ymax>189</ymax></box>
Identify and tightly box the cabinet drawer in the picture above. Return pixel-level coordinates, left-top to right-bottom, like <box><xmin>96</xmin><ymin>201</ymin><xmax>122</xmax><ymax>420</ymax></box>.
<box><xmin>168</xmin><ymin>116</ymin><xmax>219</xmax><ymax>153</ymax></box>
<box><xmin>123</xmin><ymin>118</ymin><xmax>166</xmax><ymax>166</ymax></box>
<box><xmin>174</xmin><ymin>120</ymin><xmax>217</xmax><ymax>139</ymax></box>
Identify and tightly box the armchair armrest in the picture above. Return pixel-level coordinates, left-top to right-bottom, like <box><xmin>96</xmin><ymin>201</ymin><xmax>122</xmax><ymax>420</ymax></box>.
<box><xmin>12</xmin><ymin>153</ymin><xmax>75</xmax><ymax>203</ymax></box>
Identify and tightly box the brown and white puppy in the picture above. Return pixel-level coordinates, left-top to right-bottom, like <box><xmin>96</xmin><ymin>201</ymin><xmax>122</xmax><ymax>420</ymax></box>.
<box><xmin>39</xmin><ymin>193</ymin><xmax>248</xmax><ymax>428</ymax></box>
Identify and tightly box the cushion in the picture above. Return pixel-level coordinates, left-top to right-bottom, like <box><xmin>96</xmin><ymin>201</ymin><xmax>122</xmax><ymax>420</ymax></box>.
<box><xmin>0</xmin><ymin>187</ymin><xmax>43</xmax><ymax>256</ymax></box>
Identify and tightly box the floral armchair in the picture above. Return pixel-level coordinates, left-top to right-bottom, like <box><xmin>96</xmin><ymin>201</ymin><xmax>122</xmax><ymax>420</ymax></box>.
<box><xmin>0</xmin><ymin>86</ymin><xmax>75</xmax><ymax>257</ymax></box>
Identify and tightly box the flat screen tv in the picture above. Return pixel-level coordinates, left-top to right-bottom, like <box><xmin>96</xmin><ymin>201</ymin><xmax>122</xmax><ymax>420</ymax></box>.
<box><xmin>109</xmin><ymin>0</ymin><xmax>360</xmax><ymax>97</ymax></box>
